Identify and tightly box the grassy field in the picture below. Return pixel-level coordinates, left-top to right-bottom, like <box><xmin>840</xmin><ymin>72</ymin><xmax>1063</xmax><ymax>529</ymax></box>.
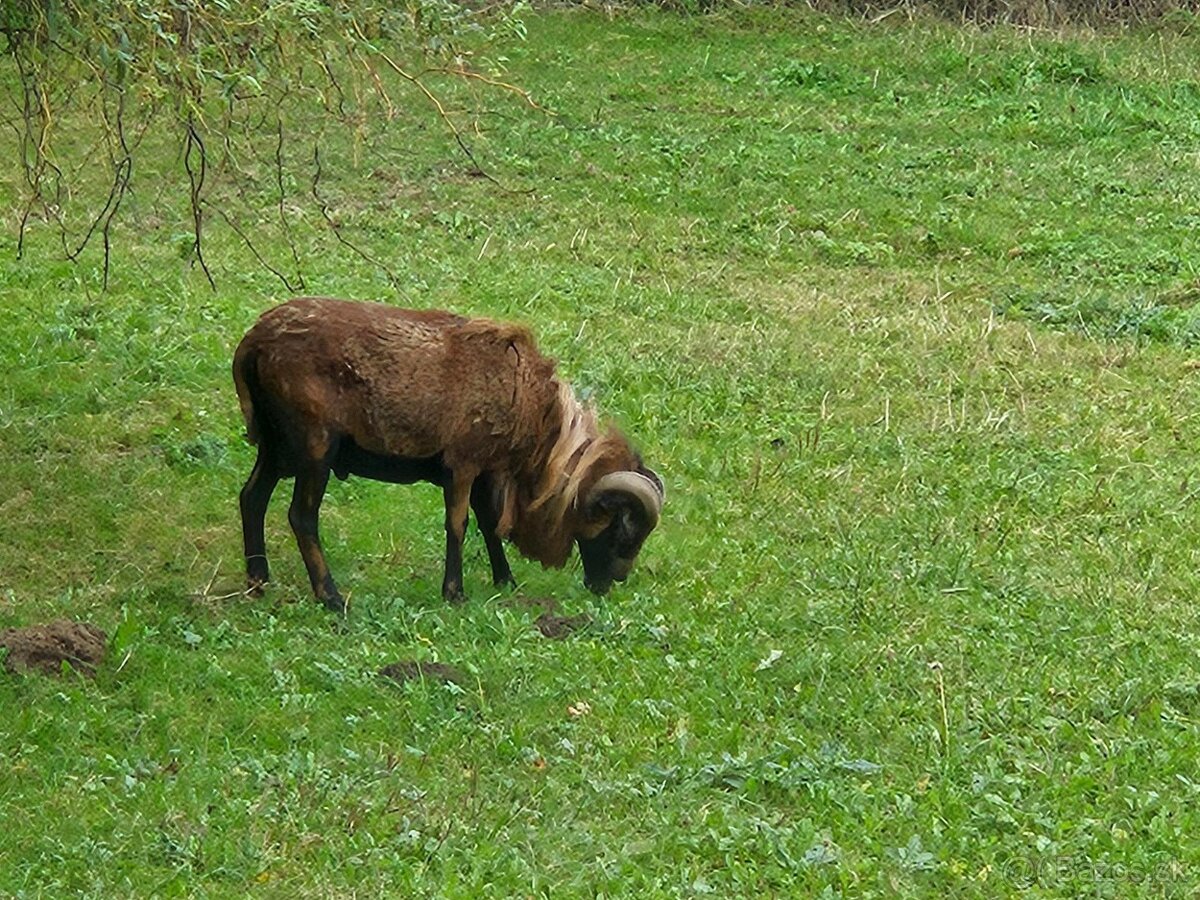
<box><xmin>4</xmin><ymin>7</ymin><xmax>1200</xmax><ymax>896</ymax></box>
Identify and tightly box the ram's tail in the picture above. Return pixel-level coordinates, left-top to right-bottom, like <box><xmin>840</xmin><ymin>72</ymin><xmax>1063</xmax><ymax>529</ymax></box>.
<box><xmin>231</xmin><ymin>339</ymin><xmax>261</xmax><ymax>446</ymax></box>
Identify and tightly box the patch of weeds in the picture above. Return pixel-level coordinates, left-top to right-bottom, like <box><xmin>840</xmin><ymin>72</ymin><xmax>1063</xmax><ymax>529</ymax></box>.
<box><xmin>656</xmin><ymin>741</ymin><xmax>883</xmax><ymax>801</ymax></box>
<box><xmin>888</xmin><ymin>834</ymin><xmax>938</xmax><ymax>872</ymax></box>
<box><xmin>431</xmin><ymin>208</ymin><xmax>486</xmax><ymax>240</ymax></box>
<box><xmin>768</xmin><ymin>59</ymin><xmax>836</xmax><ymax>88</ymax></box>
<box><xmin>1088</xmin><ymin>678</ymin><xmax>1154</xmax><ymax>721</ymax></box>
<box><xmin>157</xmin><ymin>432</ymin><xmax>230</xmax><ymax>470</ymax></box>
<box><xmin>1164</xmin><ymin>680</ymin><xmax>1200</xmax><ymax>714</ymax></box>
<box><xmin>1030</xmin><ymin>44</ymin><xmax>1105</xmax><ymax>85</ymax></box>
<box><xmin>806</xmin><ymin>229</ymin><xmax>895</xmax><ymax>266</ymax></box>
<box><xmin>999</xmin><ymin>288</ymin><xmax>1200</xmax><ymax>347</ymax></box>
<box><xmin>655</xmin><ymin>134</ymin><xmax>708</xmax><ymax>172</ymax></box>
<box><xmin>991</xmin><ymin>42</ymin><xmax>1106</xmax><ymax>90</ymax></box>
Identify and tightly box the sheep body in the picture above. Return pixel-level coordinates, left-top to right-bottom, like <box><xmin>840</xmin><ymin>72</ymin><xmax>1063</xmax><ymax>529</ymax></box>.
<box><xmin>233</xmin><ymin>297</ymin><xmax>663</xmax><ymax>610</ymax></box>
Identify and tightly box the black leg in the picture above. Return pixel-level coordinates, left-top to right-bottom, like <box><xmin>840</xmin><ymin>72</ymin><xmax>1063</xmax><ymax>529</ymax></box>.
<box><xmin>442</xmin><ymin>469</ymin><xmax>475</xmax><ymax>603</ymax></box>
<box><xmin>471</xmin><ymin>477</ymin><xmax>514</xmax><ymax>589</ymax></box>
<box><xmin>240</xmin><ymin>447</ymin><xmax>279</xmax><ymax>596</ymax></box>
<box><xmin>288</xmin><ymin>463</ymin><xmax>344</xmax><ymax>613</ymax></box>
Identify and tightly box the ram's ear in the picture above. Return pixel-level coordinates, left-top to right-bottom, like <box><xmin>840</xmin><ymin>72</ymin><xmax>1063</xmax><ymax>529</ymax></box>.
<box><xmin>577</xmin><ymin>512</ymin><xmax>611</xmax><ymax>540</ymax></box>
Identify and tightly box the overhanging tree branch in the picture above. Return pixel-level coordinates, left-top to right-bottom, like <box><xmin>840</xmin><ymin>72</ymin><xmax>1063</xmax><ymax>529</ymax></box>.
<box><xmin>0</xmin><ymin>0</ymin><xmax>539</xmax><ymax>287</ymax></box>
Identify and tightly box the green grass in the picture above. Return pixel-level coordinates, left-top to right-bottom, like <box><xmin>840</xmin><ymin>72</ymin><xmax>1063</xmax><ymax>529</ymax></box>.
<box><xmin>5</xmin><ymin>7</ymin><xmax>1200</xmax><ymax>897</ymax></box>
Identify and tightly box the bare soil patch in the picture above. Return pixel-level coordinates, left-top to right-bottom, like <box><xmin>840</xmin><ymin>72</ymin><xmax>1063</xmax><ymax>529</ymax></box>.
<box><xmin>504</xmin><ymin>595</ymin><xmax>559</xmax><ymax>614</ymax></box>
<box><xmin>503</xmin><ymin>596</ymin><xmax>591</xmax><ymax>639</ymax></box>
<box><xmin>379</xmin><ymin>660</ymin><xmax>466</xmax><ymax>686</ymax></box>
<box><xmin>0</xmin><ymin>620</ymin><xmax>107</xmax><ymax>677</ymax></box>
<box><xmin>536</xmin><ymin>612</ymin><xmax>592</xmax><ymax>640</ymax></box>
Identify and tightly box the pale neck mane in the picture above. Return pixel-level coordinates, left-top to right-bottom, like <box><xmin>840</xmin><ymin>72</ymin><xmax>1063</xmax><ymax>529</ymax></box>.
<box><xmin>495</xmin><ymin>381</ymin><xmax>609</xmax><ymax>549</ymax></box>
<box><xmin>531</xmin><ymin>380</ymin><xmax>608</xmax><ymax>515</ymax></box>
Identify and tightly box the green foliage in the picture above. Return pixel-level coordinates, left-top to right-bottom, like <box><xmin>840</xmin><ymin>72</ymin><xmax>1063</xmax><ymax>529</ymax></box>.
<box><xmin>5</xmin><ymin>6</ymin><xmax>1200</xmax><ymax>897</ymax></box>
<box><xmin>1</xmin><ymin>0</ymin><xmax>528</xmax><ymax>286</ymax></box>
<box><xmin>0</xmin><ymin>0</ymin><xmax>521</xmax><ymax>85</ymax></box>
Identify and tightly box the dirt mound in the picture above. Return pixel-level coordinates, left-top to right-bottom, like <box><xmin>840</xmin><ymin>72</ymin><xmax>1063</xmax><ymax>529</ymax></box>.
<box><xmin>379</xmin><ymin>660</ymin><xmax>466</xmax><ymax>686</ymax></box>
<box><xmin>502</xmin><ymin>596</ymin><xmax>590</xmax><ymax>639</ymax></box>
<box><xmin>536</xmin><ymin>612</ymin><xmax>591</xmax><ymax>640</ymax></box>
<box><xmin>504</xmin><ymin>595</ymin><xmax>559</xmax><ymax>614</ymax></box>
<box><xmin>1</xmin><ymin>620</ymin><xmax>107</xmax><ymax>677</ymax></box>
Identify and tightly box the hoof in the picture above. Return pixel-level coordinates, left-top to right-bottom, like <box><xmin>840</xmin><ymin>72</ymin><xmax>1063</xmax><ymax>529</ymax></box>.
<box><xmin>321</xmin><ymin>594</ymin><xmax>347</xmax><ymax>615</ymax></box>
<box><xmin>247</xmin><ymin>580</ymin><xmax>267</xmax><ymax>598</ymax></box>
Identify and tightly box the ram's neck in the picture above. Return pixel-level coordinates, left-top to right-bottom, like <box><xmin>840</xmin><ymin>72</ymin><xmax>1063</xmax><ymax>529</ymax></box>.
<box><xmin>497</xmin><ymin>380</ymin><xmax>631</xmax><ymax>568</ymax></box>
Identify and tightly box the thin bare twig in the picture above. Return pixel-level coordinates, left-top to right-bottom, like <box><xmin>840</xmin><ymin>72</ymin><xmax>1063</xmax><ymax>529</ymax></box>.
<box><xmin>318</xmin><ymin>49</ymin><xmax>350</xmax><ymax>120</ymax></box>
<box><xmin>311</xmin><ymin>141</ymin><xmax>398</xmax><ymax>286</ymax></box>
<box><xmin>276</xmin><ymin>115</ymin><xmax>306</xmax><ymax>289</ymax></box>
<box><xmin>184</xmin><ymin>118</ymin><xmax>216</xmax><ymax>289</ymax></box>
<box><xmin>207</xmin><ymin>204</ymin><xmax>303</xmax><ymax>292</ymax></box>
<box><xmin>433</xmin><ymin>65</ymin><xmax>553</xmax><ymax>114</ymax></box>
<box><xmin>351</xmin><ymin>23</ymin><xmax>530</xmax><ymax>194</ymax></box>
<box><xmin>65</xmin><ymin>90</ymin><xmax>132</xmax><ymax>289</ymax></box>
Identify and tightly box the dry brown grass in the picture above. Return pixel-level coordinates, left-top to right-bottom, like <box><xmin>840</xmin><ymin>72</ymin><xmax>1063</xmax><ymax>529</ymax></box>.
<box><xmin>808</xmin><ymin>0</ymin><xmax>1196</xmax><ymax>25</ymax></box>
<box><xmin>628</xmin><ymin>0</ymin><xmax>1200</xmax><ymax>26</ymax></box>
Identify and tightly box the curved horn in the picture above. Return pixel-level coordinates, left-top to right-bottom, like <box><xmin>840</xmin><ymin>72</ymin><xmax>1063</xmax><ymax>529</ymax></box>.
<box><xmin>587</xmin><ymin>471</ymin><xmax>663</xmax><ymax>528</ymax></box>
<box><xmin>641</xmin><ymin>467</ymin><xmax>666</xmax><ymax>503</ymax></box>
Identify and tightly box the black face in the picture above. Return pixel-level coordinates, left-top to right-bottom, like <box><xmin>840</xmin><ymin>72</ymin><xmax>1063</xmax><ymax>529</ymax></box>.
<box><xmin>577</xmin><ymin>496</ymin><xmax>653</xmax><ymax>595</ymax></box>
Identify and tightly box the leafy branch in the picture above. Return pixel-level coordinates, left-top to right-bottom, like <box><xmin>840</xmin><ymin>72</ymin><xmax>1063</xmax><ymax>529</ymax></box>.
<box><xmin>0</xmin><ymin>0</ymin><xmax>540</xmax><ymax>289</ymax></box>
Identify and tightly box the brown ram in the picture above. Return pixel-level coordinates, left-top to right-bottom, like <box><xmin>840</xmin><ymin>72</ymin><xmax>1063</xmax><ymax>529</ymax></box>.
<box><xmin>232</xmin><ymin>297</ymin><xmax>664</xmax><ymax>611</ymax></box>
